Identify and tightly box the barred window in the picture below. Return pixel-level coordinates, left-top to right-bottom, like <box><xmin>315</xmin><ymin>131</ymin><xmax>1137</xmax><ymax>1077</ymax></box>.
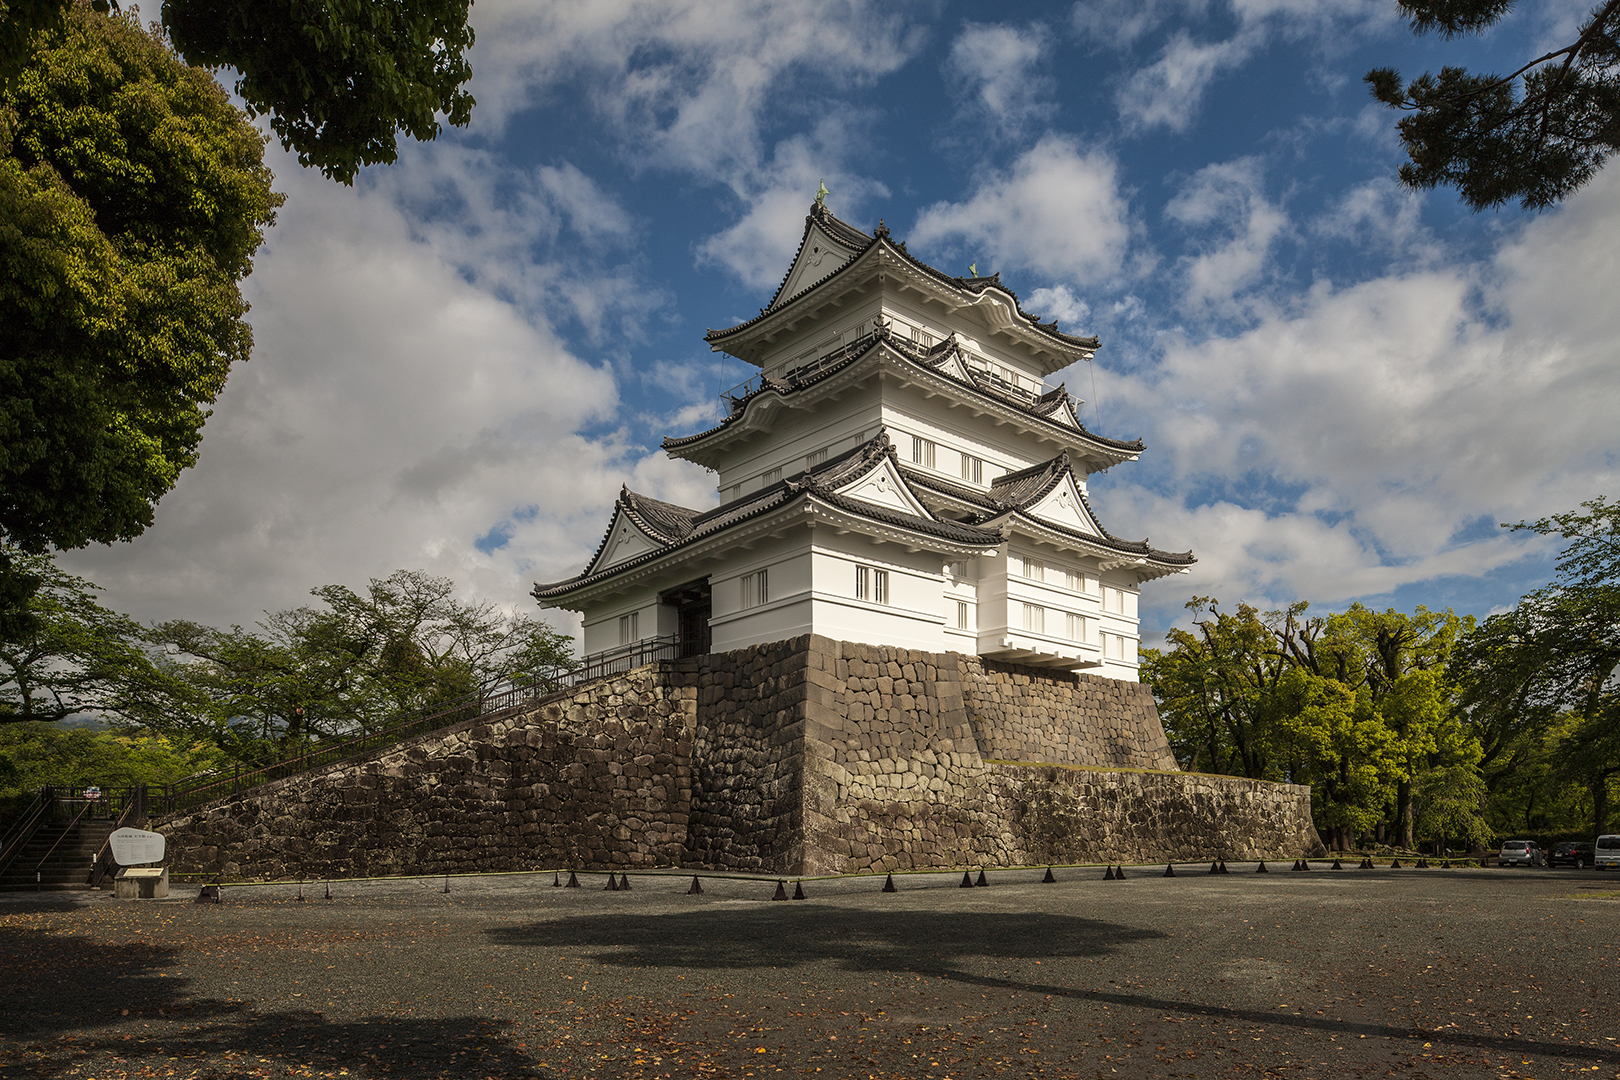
<box><xmin>1022</xmin><ymin>557</ymin><xmax>1044</xmax><ymax>582</ymax></box>
<box><xmin>1066</xmin><ymin>613</ymin><xmax>1085</xmax><ymax>641</ymax></box>
<box><xmin>740</xmin><ymin>569</ymin><xmax>768</xmax><ymax>609</ymax></box>
<box><xmin>806</xmin><ymin>448</ymin><xmax>828</xmax><ymax>468</ymax></box>
<box><xmin>856</xmin><ymin>565</ymin><xmax>888</xmax><ymax>604</ymax></box>
<box><xmin>960</xmin><ymin>453</ymin><xmax>983</xmax><ymax>485</ymax></box>
<box><xmin>911</xmin><ymin>436</ymin><xmax>936</xmax><ymax>469</ymax></box>
<box><xmin>762</xmin><ymin>466</ymin><xmax>782</xmax><ymax>484</ymax></box>
<box><xmin>956</xmin><ymin>601</ymin><xmax>973</xmax><ymax>630</ymax></box>
<box><xmin>617</xmin><ymin>612</ymin><xmax>639</xmax><ymax>645</ymax></box>
<box><xmin>1022</xmin><ymin>603</ymin><xmax>1045</xmax><ymax>635</ymax></box>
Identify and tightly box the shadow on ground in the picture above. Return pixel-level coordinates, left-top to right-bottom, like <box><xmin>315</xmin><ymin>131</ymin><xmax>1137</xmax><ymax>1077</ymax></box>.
<box><xmin>0</xmin><ymin>927</ymin><xmax>551</xmax><ymax>1079</ymax></box>
<box><xmin>487</xmin><ymin>905</ymin><xmax>1165</xmax><ymax>970</ymax></box>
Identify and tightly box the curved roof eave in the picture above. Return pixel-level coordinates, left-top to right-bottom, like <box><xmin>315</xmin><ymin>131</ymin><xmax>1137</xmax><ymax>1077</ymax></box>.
<box><xmin>663</xmin><ymin>333</ymin><xmax>1144</xmax><ymax>461</ymax></box>
<box><xmin>706</xmin><ymin>222</ymin><xmax>1100</xmax><ymax>356</ymax></box>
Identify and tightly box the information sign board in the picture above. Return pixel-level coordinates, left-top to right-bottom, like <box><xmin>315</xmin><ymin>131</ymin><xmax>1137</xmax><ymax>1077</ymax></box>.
<box><xmin>109</xmin><ymin>828</ymin><xmax>165</xmax><ymax>866</ymax></box>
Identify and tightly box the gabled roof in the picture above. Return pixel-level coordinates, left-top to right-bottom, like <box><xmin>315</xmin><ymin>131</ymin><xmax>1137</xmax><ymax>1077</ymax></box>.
<box><xmin>707</xmin><ymin>204</ymin><xmax>1100</xmax><ymax>360</ymax></box>
<box><xmin>765</xmin><ymin>203</ymin><xmax>870</xmax><ymax>312</ymax></box>
<box><xmin>533</xmin><ymin>432</ymin><xmax>1003</xmax><ymax>604</ymax></box>
<box><xmin>900</xmin><ymin>452</ymin><xmax>1196</xmax><ymax>571</ymax></box>
<box><xmin>664</xmin><ymin>325</ymin><xmax>1144</xmax><ymax>468</ymax></box>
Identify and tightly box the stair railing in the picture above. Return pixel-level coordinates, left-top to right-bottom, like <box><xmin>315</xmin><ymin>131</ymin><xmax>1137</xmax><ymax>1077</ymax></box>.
<box><xmin>32</xmin><ymin>799</ymin><xmax>92</xmax><ymax>890</ymax></box>
<box><xmin>0</xmin><ymin>789</ymin><xmax>50</xmax><ymax>879</ymax></box>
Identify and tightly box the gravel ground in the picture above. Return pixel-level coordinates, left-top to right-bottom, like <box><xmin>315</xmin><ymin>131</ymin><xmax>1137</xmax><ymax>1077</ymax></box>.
<box><xmin>1</xmin><ymin>862</ymin><xmax>1616</xmax><ymax>1080</ymax></box>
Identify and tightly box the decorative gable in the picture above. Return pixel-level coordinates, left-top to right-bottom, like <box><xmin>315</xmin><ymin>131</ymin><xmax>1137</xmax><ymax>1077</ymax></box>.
<box><xmin>770</xmin><ymin>220</ymin><xmax>863</xmax><ymax>311</ymax></box>
<box><xmin>587</xmin><ymin>507</ymin><xmax>666</xmax><ymax>575</ymax></box>
<box><xmin>832</xmin><ymin>456</ymin><xmax>934</xmax><ymax>518</ymax></box>
<box><xmin>1025</xmin><ymin>473</ymin><xmax>1102</xmax><ymax>536</ymax></box>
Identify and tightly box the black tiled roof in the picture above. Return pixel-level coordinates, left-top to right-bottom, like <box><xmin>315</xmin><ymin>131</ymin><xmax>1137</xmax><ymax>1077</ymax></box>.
<box><xmin>708</xmin><ymin>202</ymin><xmax>1100</xmax><ymax>353</ymax></box>
<box><xmin>665</xmin><ymin>327</ymin><xmax>1144</xmax><ymax>456</ymax></box>
<box><xmin>533</xmin><ymin>432</ymin><xmax>1001</xmax><ymax>601</ymax></box>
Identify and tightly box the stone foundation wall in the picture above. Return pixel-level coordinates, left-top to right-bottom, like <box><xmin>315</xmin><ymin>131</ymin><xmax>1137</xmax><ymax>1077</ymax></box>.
<box><xmin>158</xmin><ymin>635</ymin><xmax>1321</xmax><ymax>880</ymax></box>
<box><xmin>959</xmin><ymin>658</ymin><xmax>1176</xmax><ymax>770</ymax></box>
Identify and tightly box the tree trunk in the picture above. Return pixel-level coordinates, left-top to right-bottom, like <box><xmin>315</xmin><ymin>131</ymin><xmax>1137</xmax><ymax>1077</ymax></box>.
<box><xmin>1397</xmin><ymin>778</ymin><xmax>1414</xmax><ymax>850</ymax></box>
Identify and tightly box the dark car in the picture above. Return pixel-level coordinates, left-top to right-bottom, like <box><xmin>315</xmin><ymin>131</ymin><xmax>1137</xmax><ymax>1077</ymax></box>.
<box><xmin>1549</xmin><ymin>841</ymin><xmax>1596</xmax><ymax>868</ymax></box>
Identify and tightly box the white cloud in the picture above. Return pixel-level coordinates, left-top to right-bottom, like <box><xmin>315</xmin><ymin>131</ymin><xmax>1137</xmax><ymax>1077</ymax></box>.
<box><xmin>1164</xmin><ymin>156</ymin><xmax>1289</xmax><ymax>308</ymax></box>
<box><xmin>1116</xmin><ymin>28</ymin><xmax>1263</xmax><ymax>133</ymax></box>
<box><xmin>696</xmin><ymin>122</ymin><xmax>890</xmax><ymax>291</ymax></box>
<box><xmin>1070</xmin><ymin>0</ymin><xmax>1208</xmax><ymax>50</ymax></box>
<box><xmin>467</xmin><ymin>0</ymin><xmax>926</xmax><ymax>187</ymax></box>
<box><xmin>56</xmin><ymin>149</ymin><xmax>700</xmax><ymax>633</ymax></box>
<box><xmin>910</xmin><ymin>136</ymin><xmax>1132</xmax><ymax>285</ymax></box>
<box><xmin>1024</xmin><ymin>285</ymin><xmax>1092</xmax><ymax>332</ymax></box>
<box><xmin>1114</xmin><ymin>168</ymin><xmax>1620</xmax><ymax>617</ymax></box>
<box><xmin>945</xmin><ymin>22</ymin><xmax>1053</xmax><ymax>139</ymax></box>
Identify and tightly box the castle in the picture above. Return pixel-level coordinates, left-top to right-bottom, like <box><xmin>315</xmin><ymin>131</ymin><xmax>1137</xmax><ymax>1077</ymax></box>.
<box><xmin>534</xmin><ymin>197</ymin><xmax>1193</xmax><ymax>677</ymax></box>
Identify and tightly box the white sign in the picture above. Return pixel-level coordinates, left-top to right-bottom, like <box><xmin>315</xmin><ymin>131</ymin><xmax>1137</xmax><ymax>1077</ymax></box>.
<box><xmin>109</xmin><ymin>828</ymin><xmax>165</xmax><ymax>867</ymax></box>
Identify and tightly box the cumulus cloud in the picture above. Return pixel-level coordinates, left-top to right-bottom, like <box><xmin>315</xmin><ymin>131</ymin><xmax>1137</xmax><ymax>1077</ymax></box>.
<box><xmin>945</xmin><ymin>22</ymin><xmax>1054</xmax><ymax>140</ymax></box>
<box><xmin>910</xmin><ymin>136</ymin><xmax>1133</xmax><ymax>285</ymax></box>
<box><xmin>467</xmin><ymin>0</ymin><xmax>925</xmax><ymax>186</ymax></box>
<box><xmin>1117</xmin><ymin>28</ymin><xmax>1264</xmax><ymax>133</ymax></box>
<box><xmin>1024</xmin><ymin>285</ymin><xmax>1093</xmax><ymax>332</ymax></box>
<box><xmin>58</xmin><ymin>149</ymin><xmax>709</xmax><ymax>633</ymax></box>
<box><xmin>1111</xmin><ymin>168</ymin><xmax>1620</xmax><ymax>622</ymax></box>
<box><xmin>1164</xmin><ymin>156</ymin><xmax>1289</xmax><ymax>309</ymax></box>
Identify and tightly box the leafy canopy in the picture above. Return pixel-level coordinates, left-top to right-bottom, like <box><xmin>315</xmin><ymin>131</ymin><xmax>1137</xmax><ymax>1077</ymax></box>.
<box><xmin>0</xmin><ymin>4</ymin><xmax>281</xmax><ymax>556</ymax></box>
<box><xmin>1367</xmin><ymin>0</ymin><xmax>1620</xmax><ymax>209</ymax></box>
<box><xmin>1</xmin><ymin>0</ymin><xmax>475</xmax><ymax>184</ymax></box>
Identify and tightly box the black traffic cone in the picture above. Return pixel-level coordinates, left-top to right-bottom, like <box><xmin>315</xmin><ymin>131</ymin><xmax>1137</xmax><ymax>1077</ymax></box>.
<box><xmin>1042</xmin><ymin>866</ymin><xmax>1056</xmax><ymax>883</ymax></box>
<box><xmin>772</xmin><ymin>880</ymin><xmax>788</xmax><ymax>901</ymax></box>
<box><xmin>1390</xmin><ymin>858</ymin><xmax>1402</xmax><ymax>869</ymax></box>
<box><xmin>1115</xmin><ymin>865</ymin><xmax>1127</xmax><ymax>879</ymax></box>
<box><xmin>960</xmin><ymin>871</ymin><xmax>975</xmax><ymax>888</ymax></box>
<box><xmin>975</xmin><ymin>870</ymin><xmax>988</xmax><ymax>887</ymax></box>
<box><xmin>1163</xmin><ymin>863</ymin><xmax>1176</xmax><ymax>877</ymax></box>
<box><xmin>1301</xmin><ymin>860</ymin><xmax>1312</xmax><ymax>871</ymax></box>
<box><xmin>1361</xmin><ymin>858</ymin><xmax>1373</xmax><ymax>869</ymax></box>
<box><xmin>1104</xmin><ymin>865</ymin><xmax>1116</xmax><ymax>880</ymax></box>
<box><xmin>882</xmin><ymin>873</ymin><xmax>897</xmax><ymax>893</ymax></box>
<box><xmin>1219</xmin><ymin>861</ymin><xmax>1229</xmax><ymax>874</ymax></box>
<box><xmin>1208</xmin><ymin>860</ymin><xmax>1221</xmax><ymax>874</ymax></box>
<box><xmin>1290</xmin><ymin>860</ymin><xmax>1301</xmax><ymax>871</ymax></box>
<box><xmin>1331</xmin><ymin>859</ymin><xmax>1343</xmax><ymax>870</ymax></box>
<box><xmin>793</xmin><ymin>880</ymin><xmax>806</xmax><ymax>900</ymax></box>
<box><xmin>619</xmin><ymin>873</ymin><xmax>631</xmax><ymax>890</ymax></box>
<box><xmin>552</xmin><ymin>872</ymin><xmax>561</xmax><ymax>887</ymax></box>
<box><xmin>1417</xmin><ymin>858</ymin><xmax>1429</xmax><ymax>868</ymax></box>
<box><xmin>566</xmin><ymin>871</ymin><xmax>580</xmax><ymax>888</ymax></box>
<box><xmin>687</xmin><ymin>875</ymin><xmax>703</xmax><ymax>895</ymax></box>
<box><xmin>1256</xmin><ymin>860</ymin><xmax>1269</xmax><ymax>873</ymax></box>
<box><xmin>1441</xmin><ymin>860</ymin><xmax>1451</xmax><ymax>868</ymax></box>
<box><xmin>604</xmin><ymin>874</ymin><xmax>618</xmax><ymax>891</ymax></box>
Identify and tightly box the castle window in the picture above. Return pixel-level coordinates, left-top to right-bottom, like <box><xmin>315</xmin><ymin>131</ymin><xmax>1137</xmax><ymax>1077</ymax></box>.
<box><xmin>762</xmin><ymin>466</ymin><xmax>782</xmax><ymax>484</ymax></box>
<box><xmin>1022</xmin><ymin>603</ymin><xmax>1045</xmax><ymax>635</ymax></box>
<box><xmin>806</xmin><ymin>447</ymin><xmax>828</xmax><ymax>468</ymax></box>
<box><xmin>1103</xmin><ymin>586</ymin><xmax>1126</xmax><ymax>614</ymax></box>
<box><xmin>1064</xmin><ymin>567</ymin><xmax>1081</xmax><ymax>591</ymax></box>
<box><xmin>911</xmin><ymin>436</ymin><xmax>936</xmax><ymax>469</ymax></box>
<box><xmin>1066</xmin><ymin>612</ymin><xmax>1086</xmax><ymax>641</ymax></box>
<box><xmin>740</xmin><ymin>569</ymin><xmax>768</xmax><ymax>609</ymax></box>
<box><xmin>956</xmin><ymin>601</ymin><xmax>973</xmax><ymax>630</ymax></box>
<box><xmin>960</xmin><ymin>453</ymin><xmax>983</xmax><ymax>484</ymax></box>
<box><xmin>856</xmin><ymin>565</ymin><xmax>888</xmax><ymax>604</ymax></box>
<box><xmin>1021</xmin><ymin>557</ymin><xmax>1044</xmax><ymax>582</ymax></box>
<box><xmin>617</xmin><ymin>612</ymin><xmax>639</xmax><ymax>645</ymax></box>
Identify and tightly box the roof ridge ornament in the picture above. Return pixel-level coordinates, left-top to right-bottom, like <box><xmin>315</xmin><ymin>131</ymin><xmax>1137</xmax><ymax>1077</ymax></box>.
<box><xmin>874</xmin><ymin>218</ymin><xmax>890</xmax><ymax>238</ymax></box>
<box><xmin>815</xmin><ymin>179</ymin><xmax>829</xmax><ymax>208</ymax></box>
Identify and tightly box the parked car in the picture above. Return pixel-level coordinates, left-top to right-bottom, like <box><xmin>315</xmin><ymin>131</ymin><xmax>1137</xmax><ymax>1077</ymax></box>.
<box><xmin>1597</xmin><ymin>835</ymin><xmax>1620</xmax><ymax>870</ymax></box>
<box><xmin>1498</xmin><ymin>840</ymin><xmax>1544</xmax><ymax>867</ymax></box>
<box><xmin>1548</xmin><ymin>841</ymin><xmax>1594</xmax><ymax>868</ymax></box>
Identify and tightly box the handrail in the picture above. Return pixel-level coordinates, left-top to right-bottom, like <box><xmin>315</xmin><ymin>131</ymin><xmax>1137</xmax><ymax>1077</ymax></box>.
<box><xmin>33</xmin><ymin>800</ymin><xmax>93</xmax><ymax>886</ymax></box>
<box><xmin>88</xmin><ymin>785</ymin><xmax>146</xmax><ymax>889</ymax></box>
<box><xmin>0</xmin><ymin>789</ymin><xmax>49</xmax><ymax>878</ymax></box>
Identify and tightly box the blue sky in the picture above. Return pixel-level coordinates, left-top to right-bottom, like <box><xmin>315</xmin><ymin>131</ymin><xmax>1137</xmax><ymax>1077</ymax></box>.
<box><xmin>65</xmin><ymin>0</ymin><xmax>1620</xmax><ymax>649</ymax></box>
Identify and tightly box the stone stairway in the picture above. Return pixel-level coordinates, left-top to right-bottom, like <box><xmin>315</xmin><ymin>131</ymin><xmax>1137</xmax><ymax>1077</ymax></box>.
<box><xmin>0</xmin><ymin>819</ymin><xmax>117</xmax><ymax>892</ymax></box>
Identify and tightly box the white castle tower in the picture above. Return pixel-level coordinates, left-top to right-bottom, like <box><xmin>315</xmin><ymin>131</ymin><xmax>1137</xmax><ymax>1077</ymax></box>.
<box><xmin>534</xmin><ymin>198</ymin><xmax>1192</xmax><ymax>679</ymax></box>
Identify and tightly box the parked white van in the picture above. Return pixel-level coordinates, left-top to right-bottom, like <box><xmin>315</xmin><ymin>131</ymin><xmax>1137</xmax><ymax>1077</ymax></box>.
<box><xmin>1597</xmin><ymin>835</ymin><xmax>1620</xmax><ymax>870</ymax></box>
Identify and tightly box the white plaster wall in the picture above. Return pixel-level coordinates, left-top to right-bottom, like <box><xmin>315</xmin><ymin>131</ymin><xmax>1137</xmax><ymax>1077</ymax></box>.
<box><xmin>712</xmin><ymin>385</ymin><xmax>883</xmax><ymax>497</ymax></box>
<box><xmin>580</xmin><ymin>587</ymin><xmax>664</xmax><ymax>655</ymax></box>
<box><xmin>708</xmin><ymin>534</ymin><xmax>816</xmax><ymax>652</ymax></box>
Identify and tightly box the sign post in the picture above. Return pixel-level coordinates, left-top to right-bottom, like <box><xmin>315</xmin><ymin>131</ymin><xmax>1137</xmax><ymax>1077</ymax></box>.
<box><xmin>110</xmin><ymin>828</ymin><xmax>168</xmax><ymax>899</ymax></box>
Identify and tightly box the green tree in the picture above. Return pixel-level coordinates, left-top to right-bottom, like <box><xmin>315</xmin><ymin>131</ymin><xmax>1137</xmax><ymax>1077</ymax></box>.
<box><xmin>0</xmin><ymin>547</ymin><xmax>194</xmax><ymax>726</ymax></box>
<box><xmin>0</xmin><ymin>721</ymin><xmax>225</xmax><ymax>798</ymax></box>
<box><xmin>1</xmin><ymin>5</ymin><xmax>280</xmax><ymax>586</ymax></box>
<box><xmin>1366</xmin><ymin>0</ymin><xmax>1620</xmax><ymax>210</ymax></box>
<box><xmin>149</xmin><ymin>569</ymin><xmax>575</xmax><ymax>758</ymax></box>
<box><xmin>2</xmin><ymin>0</ymin><xmax>474</xmax><ymax>183</ymax></box>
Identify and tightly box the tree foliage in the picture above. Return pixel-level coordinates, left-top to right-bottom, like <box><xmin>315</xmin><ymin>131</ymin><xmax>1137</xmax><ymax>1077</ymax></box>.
<box><xmin>149</xmin><ymin>569</ymin><xmax>574</xmax><ymax>758</ymax></box>
<box><xmin>2</xmin><ymin>0</ymin><xmax>474</xmax><ymax>184</ymax></box>
<box><xmin>0</xmin><ymin>547</ymin><xmax>194</xmax><ymax>727</ymax></box>
<box><xmin>1367</xmin><ymin>0</ymin><xmax>1620</xmax><ymax>210</ymax></box>
<box><xmin>0</xmin><ymin>4</ymin><xmax>281</xmax><ymax>558</ymax></box>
